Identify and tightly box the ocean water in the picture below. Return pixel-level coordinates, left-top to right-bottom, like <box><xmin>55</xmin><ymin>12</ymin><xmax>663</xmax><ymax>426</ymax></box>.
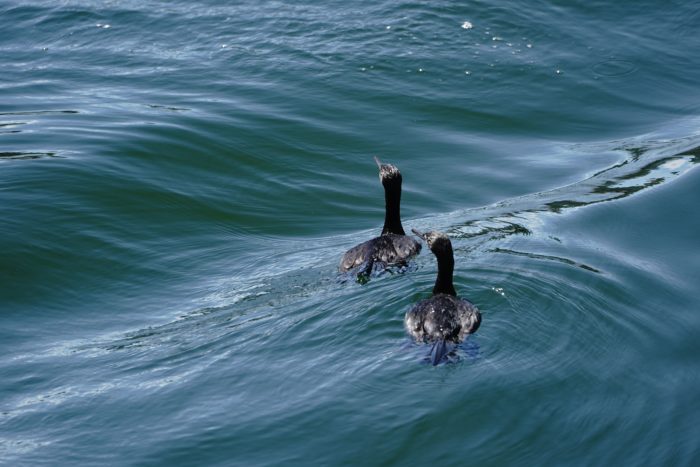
<box><xmin>1</xmin><ymin>0</ymin><xmax>699</xmax><ymax>465</ymax></box>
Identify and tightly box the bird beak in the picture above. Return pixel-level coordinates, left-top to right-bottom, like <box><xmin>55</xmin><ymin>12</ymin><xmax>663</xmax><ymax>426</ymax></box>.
<box><xmin>373</xmin><ymin>156</ymin><xmax>382</xmax><ymax>169</ymax></box>
<box><xmin>411</xmin><ymin>228</ymin><xmax>426</xmax><ymax>239</ymax></box>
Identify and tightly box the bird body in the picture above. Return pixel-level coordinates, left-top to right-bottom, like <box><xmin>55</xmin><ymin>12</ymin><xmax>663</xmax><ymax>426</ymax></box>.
<box><xmin>339</xmin><ymin>233</ymin><xmax>420</xmax><ymax>273</ymax></box>
<box><xmin>404</xmin><ymin>293</ymin><xmax>480</xmax><ymax>343</ymax></box>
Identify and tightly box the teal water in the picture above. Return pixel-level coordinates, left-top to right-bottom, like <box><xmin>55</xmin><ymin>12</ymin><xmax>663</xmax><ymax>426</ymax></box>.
<box><xmin>2</xmin><ymin>0</ymin><xmax>700</xmax><ymax>465</ymax></box>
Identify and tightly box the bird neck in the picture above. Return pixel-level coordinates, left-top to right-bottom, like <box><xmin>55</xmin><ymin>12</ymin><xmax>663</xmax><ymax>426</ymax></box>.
<box><xmin>381</xmin><ymin>182</ymin><xmax>405</xmax><ymax>235</ymax></box>
<box><xmin>433</xmin><ymin>250</ymin><xmax>456</xmax><ymax>296</ymax></box>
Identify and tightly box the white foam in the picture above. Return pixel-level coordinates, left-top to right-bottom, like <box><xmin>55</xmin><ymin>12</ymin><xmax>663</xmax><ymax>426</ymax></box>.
<box><xmin>661</xmin><ymin>158</ymin><xmax>687</xmax><ymax>170</ymax></box>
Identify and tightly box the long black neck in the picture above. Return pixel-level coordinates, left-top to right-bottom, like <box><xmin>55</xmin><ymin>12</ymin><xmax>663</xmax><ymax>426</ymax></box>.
<box><xmin>433</xmin><ymin>247</ymin><xmax>456</xmax><ymax>296</ymax></box>
<box><xmin>381</xmin><ymin>181</ymin><xmax>405</xmax><ymax>235</ymax></box>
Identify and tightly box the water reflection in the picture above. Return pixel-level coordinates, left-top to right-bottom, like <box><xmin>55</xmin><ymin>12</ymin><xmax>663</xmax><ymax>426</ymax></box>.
<box><xmin>447</xmin><ymin>141</ymin><xmax>700</xmax><ymax>245</ymax></box>
<box><xmin>489</xmin><ymin>247</ymin><xmax>601</xmax><ymax>273</ymax></box>
<box><xmin>0</xmin><ymin>151</ymin><xmax>57</xmax><ymax>160</ymax></box>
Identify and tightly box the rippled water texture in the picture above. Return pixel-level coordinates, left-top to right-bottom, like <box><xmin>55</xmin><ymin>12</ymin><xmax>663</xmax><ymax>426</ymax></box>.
<box><xmin>2</xmin><ymin>1</ymin><xmax>700</xmax><ymax>465</ymax></box>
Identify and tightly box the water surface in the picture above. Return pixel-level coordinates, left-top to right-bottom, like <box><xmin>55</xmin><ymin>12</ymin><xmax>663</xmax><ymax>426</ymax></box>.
<box><xmin>1</xmin><ymin>1</ymin><xmax>699</xmax><ymax>465</ymax></box>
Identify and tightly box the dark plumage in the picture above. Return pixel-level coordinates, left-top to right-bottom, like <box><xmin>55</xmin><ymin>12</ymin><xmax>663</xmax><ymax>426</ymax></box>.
<box><xmin>404</xmin><ymin>230</ymin><xmax>481</xmax><ymax>365</ymax></box>
<box><xmin>339</xmin><ymin>158</ymin><xmax>421</xmax><ymax>276</ymax></box>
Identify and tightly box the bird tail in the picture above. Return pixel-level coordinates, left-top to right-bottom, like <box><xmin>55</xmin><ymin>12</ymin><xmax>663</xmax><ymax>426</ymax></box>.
<box><xmin>429</xmin><ymin>339</ymin><xmax>448</xmax><ymax>366</ymax></box>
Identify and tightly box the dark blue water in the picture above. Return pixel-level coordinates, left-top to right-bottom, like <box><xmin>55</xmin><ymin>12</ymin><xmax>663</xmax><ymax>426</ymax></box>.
<box><xmin>2</xmin><ymin>1</ymin><xmax>700</xmax><ymax>465</ymax></box>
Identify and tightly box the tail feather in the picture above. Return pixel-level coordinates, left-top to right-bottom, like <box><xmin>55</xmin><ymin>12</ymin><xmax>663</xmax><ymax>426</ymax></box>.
<box><xmin>429</xmin><ymin>339</ymin><xmax>448</xmax><ymax>366</ymax></box>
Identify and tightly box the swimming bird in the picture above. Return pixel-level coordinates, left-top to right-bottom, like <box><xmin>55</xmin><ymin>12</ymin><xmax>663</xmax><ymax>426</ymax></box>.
<box><xmin>339</xmin><ymin>157</ymin><xmax>421</xmax><ymax>277</ymax></box>
<box><xmin>405</xmin><ymin>229</ymin><xmax>481</xmax><ymax>365</ymax></box>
